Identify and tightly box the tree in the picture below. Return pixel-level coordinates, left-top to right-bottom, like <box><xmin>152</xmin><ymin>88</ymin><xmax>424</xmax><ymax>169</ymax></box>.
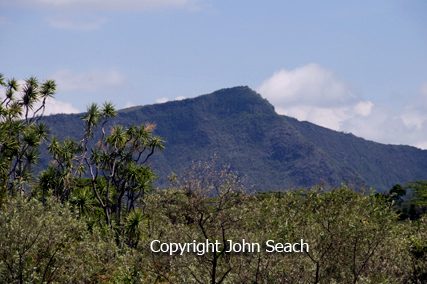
<box><xmin>141</xmin><ymin>158</ymin><xmax>252</xmax><ymax>284</ymax></box>
<box><xmin>388</xmin><ymin>181</ymin><xmax>427</xmax><ymax>220</ymax></box>
<box><xmin>45</xmin><ymin>102</ymin><xmax>165</xmax><ymax>227</ymax></box>
<box><xmin>82</xmin><ymin>103</ymin><xmax>164</xmax><ymax>227</ymax></box>
<box><xmin>406</xmin><ymin>180</ymin><xmax>427</xmax><ymax>209</ymax></box>
<box><xmin>0</xmin><ymin>74</ymin><xmax>55</xmax><ymax>196</ymax></box>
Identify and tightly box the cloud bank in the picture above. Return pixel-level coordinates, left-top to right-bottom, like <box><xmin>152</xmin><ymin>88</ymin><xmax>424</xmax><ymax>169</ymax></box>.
<box><xmin>155</xmin><ymin>96</ymin><xmax>186</xmax><ymax>104</ymax></box>
<box><xmin>156</xmin><ymin>97</ymin><xmax>169</xmax><ymax>104</ymax></box>
<box><xmin>40</xmin><ymin>98</ymin><xmax>80</xmax><ymax>115</ymax></box>
<box><xmin>124</xmin><ymin>101</ymin><xmax>136</xmax><ymax>108</ymax></box>
<box><xmin>257</xmin><ymin>64</ymin><xmax>427</xmax><ymax>149</ymax></box>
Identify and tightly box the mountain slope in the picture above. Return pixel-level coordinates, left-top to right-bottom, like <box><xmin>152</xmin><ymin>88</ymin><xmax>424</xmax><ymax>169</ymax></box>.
<box><xmin>41</xmin><ymin>86</ymin><xmax>427</xmax><ymax>192</ymax></box>
<box><xmin>286</xmin><ymin>117</ymin><xmax>427</xmax><ymax>191</ymax></box>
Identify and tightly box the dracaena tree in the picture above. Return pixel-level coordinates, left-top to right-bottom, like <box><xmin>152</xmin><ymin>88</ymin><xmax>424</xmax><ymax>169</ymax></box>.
<box><xmin>47</xmin><ymin>102</ymin><xmax>165</xmax><ymax>226</ymax></box>
<box><xmin>42</xmin><ymin>136</ymin><xmax>84</xmax><ymax>200</ymax></box>
<box><xmin>0</xmin><ymin>74</ymin><xmax>55</xmax><ymax>196</ymax></box>
<box><xmin>90</xmin><ymin>119</ymin><xmax>164</xmax><ymax>226</ymax></box>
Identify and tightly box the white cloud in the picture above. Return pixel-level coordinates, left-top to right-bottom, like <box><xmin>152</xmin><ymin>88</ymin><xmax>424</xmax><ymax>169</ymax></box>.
<box><xmin>51</xmin><ymin>68</ymin><xmax>127</xmax><ymax>93</ymax></box>
<box><xmin>343</xmin><ymin>108</ymin><xmax>427</xmax><ymax>150</ymax></box>
<box><xmin>124</xmin><ymin>101</ymin><xmax>135</xmax><ymax>108</ymax></box>
<box><xmin>175</xmin><ymin>96</ymin><xmax>185</xmax><ymax>101</ymax></box>
<box><xmin>415</xmin><ymin>141</ymin><xmax>427</xmax><ymax>150</ymax></box>
<box><xmin>156</xmin><ymin>97</ymin><xmax>169</xmax><ymax>104</ymax></box>
<box><xmin>257</xmin><ymin>63</ymin><xmax>368</xmax><ymax>130</ymax></box>
<box><xmin>1</xmin><ymin>0</ymin><xmax>198</xmax><ymax>11</ymax></box>
<box><xmin>46</xmin><ymin>13</ymin><xmax>107</xmax><ymax>30</ymax></box>
<box><xmin>258</xmin><ymin>64</ymin><xmax>427</xmax><ymax>149</ymax></box>
<box><xmin>41</xmin><ymin>98</ymin><xmax>80</xmax><ymax>114</ymax></box>
<box><xmin>340</xmin><ymin>105</ymin><xmax>406</xmax><ymax>143</ymax></box>
<box><xmin>258</xmin><ymin>63</ymin><xmax>357</xmax><ymax>108</ymax></box>
<box><xmin>25</xmin><ymin>98</ymin><xmax>80</xmax><ymax>116</ymax></box>
<box><xmin>354</xmin><ymin>101</ymin><xmax>373</xmax><ymax>117</ymax></box>
<box><xmin>277</xmin><ymin>105</ymin><xmax>354</xmax><ymax>131</ymax></box>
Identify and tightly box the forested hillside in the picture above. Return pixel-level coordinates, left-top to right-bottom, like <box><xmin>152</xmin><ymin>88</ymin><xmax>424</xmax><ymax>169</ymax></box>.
<box><xmin>41</xmin><ymin>86</ymin><xmax>427</xmax><ymax>192</ymax></box>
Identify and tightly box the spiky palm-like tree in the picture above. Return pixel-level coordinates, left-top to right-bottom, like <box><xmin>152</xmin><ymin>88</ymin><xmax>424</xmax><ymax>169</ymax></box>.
<box><xmin>80</xmin><ymin>103</ymin><xmax>164</xmax><ymax>226</ymax></box>
<box><xmin>46</xmin><ymin>101</ymin><xmax>164</xmax><ymax>227</ymax></box>
<box><xmin>0</xmin><ymin>74</ymin><xmax>56</xmax><ymax>195</ymax></box>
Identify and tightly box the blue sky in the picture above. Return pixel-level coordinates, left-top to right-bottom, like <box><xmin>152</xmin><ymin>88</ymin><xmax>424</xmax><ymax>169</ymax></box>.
<box><xmin>1</xmin><ymin>0</ymin><xmax>426</xmax><ymax>148</ymax></box>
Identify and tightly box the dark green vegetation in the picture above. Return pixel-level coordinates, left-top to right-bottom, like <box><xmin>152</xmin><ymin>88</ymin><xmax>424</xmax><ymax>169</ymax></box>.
<box><xmin>385</xmin><ymin>181</ymin><xmax>427</xmax><ymax>220</ymax></box>
<box><xmin>2</xmin><ymin>165</ymin><xmax>427</xmax><ymax>283</ymax></box>
<box><xmin>41</xmin><ymin>86</ymin><xmax>427</xmax><ymax>192</ymax></box>
<box><xmin>1</xmin><ymin>75</ymin><xmax>427</xmax><ymax>283</ymax></box>
<box><xmin>286</xmin><ymin>118</ymin><xmax>427</xmax><ymax>192</ymax></box>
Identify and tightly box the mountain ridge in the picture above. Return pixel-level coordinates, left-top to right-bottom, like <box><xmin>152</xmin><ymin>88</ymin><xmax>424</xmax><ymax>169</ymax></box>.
<box><xmin>41</xmin><ymin>86</ymin><xmax>427</xmax><ymax>192</ymax></box>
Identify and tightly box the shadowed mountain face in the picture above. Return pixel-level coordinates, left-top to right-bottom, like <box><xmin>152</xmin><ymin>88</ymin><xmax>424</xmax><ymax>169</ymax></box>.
<box><xmin>41</xmin><ymin>86</ymin><xmax>427</xmax><ymax>192</ymax></box>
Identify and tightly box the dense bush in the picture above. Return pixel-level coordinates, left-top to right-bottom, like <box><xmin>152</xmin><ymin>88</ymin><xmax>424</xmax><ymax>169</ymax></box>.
<box><xmin>0</xmin><ymin>197</ymin><xmax>128</xmax><ymax>283</ymax></box>
<box><xmin>135</xmin><ymin>178</ymin><xmax>425</xmax><ymax>284</ymax></box>
<box><xmin>1</xmin><ymin>162</ymin><xmax>427</xmax><ymax>283</ymax></box>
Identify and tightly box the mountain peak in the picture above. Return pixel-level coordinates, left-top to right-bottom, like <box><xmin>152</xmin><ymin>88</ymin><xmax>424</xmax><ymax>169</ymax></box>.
<box><xmin>41</xmin><ymin>86</ymin><xmax>427</xmax><ymax>192</ymax></box>
<box><xmin>189</xmin><ymin>86</ymin><xmax>275</xmax><ymax>117</ymax></box>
